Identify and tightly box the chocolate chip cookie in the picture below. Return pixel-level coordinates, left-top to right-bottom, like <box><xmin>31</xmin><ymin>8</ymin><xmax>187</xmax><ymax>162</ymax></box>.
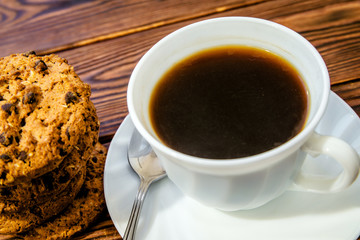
<box><xmin>0</xmin><ymin>52</ymin><xmax>99</xmax><ymax>186</ymax></box>
<box><xmin>0</xmin><ymin>146</ymin><xmax>86</xmax><ymax>203</ymax></box>
<box><xmin>0</xmin><ymin>164</ymin><xmax>86</xmax><ymax>234</ymax></box>
<box><xmin>22</xmin><ymin>142</ymin><xmax>107</xmax><ymax>239</ymax></box>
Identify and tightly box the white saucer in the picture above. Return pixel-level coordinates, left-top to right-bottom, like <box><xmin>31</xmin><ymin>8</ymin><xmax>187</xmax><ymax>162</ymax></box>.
<box><xmin>104</xmin><ymin>91</ymin><xmax>360</xmax><ymax>240</ymax></box>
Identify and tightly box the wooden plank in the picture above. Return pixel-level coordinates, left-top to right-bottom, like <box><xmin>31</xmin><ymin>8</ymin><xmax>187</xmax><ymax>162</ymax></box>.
<box><xmin>0</xmin><ymin>0</ymin><xmax>354</xmax><ymax>57</ymax></box>
<box><xmin>273</xmin><ymin>2</ymin><xmax>360</xmax><ymax>84</ymax></box>
<box><xmin>0</xmin><ymin>0</ymin><xmax>263</xmax><ymax>57</ymax></box>
<box><xmin>332</xmin><ymin>79</ymin><xmax>360</xmax><ymax>113</ymax></box>
<box><xmin>1</xmin><ymin>1</ymin><xmax>358</xmax><ymax>239</ymax></box>
<box><xmin>72</xmin><ymin>214</ymin><xmax>121</xmax><ymax>239</ymax></box>
<box><xmin>0</xmin><ymin>2</ymin><xmax>358</xmax><ymax>137</ymax></box>
<box><xmin>51</xmin><ymin>0</ymin><xmax>360</xmax><ymax>140</ymax></box>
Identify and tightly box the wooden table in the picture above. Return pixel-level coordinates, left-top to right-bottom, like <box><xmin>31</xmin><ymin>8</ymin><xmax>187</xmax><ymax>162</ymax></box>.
<box><xmin>0</xmin><ymin>0</ymin><xmax>359</xmax><ymax>239</ymax></box>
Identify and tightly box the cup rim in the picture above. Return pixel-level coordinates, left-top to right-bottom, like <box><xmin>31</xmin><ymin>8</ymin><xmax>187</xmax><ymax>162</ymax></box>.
<box><xmin>127</xmin><ymin>16</ymin><xmax>330</xmax><ymax>169</ymax></box>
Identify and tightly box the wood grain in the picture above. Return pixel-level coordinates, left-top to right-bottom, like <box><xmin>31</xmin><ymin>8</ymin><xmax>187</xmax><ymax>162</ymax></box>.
<box><xmin>0</xmin><ymin>0</ymin><xmax>264</xmax><ymax>57</ymax></box>
<box><xmin>0</xmin><ymin>0</ymin><xmax>359</xmax><ymax>239</ymax></box>
<box><xmin>51</xmin><ymin>0</ymin><xmax>360</xmax><ymax>141</ymax></box>
<box><xmin>274</xmin><ymin>2</ymin><xmax>360</xmax><ymax>84</ymax></box>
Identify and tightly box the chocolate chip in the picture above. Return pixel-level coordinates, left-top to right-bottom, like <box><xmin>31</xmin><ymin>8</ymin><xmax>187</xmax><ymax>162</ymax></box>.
<box><xmin>77</xmin><ymin>186</ymin><xmax>89</xmax><ymax>198</ymax></box>
<box><xmin>1</xmin><ymin>103</ymin><xmax>14</xmax><ymax>114</ymax></box>
<box><xmin>0</xmin><ymin>172</ymin><xmax>6</xmax><ymax>180</ymax></box>
<box><xmin>20</xmin><ymin>118</ymin><xmax>26</xmax><ymax>127</ymax></box>
<box><xmin>0</xmin><ymin>188</ymin><xmax>11</xmax><ymax>197</ymax></box>
<box><xmin>0</xmin><ymin>133</ymin><xmax>13</xmax><ymax>146</ymax></box>
<box><xmin>65</xmin><ymin>92</ymin><xmax>78</xmax><ymax>105</ymax></box>
<box><xmin>0</xmin><ymin>154</ymin><xmax>11</xmax><ymax>163</ymax></box>
<box><xmin>0</xmin><ymin>96</ymin><xmax>3</xmax><ymax>101</ymax></box>
<box><xmin>91</xmin><ymin>124</ymin><xmax>97</xmax><ymax>131</ymax></box>
<box><xmin>34</xmin><ymin>60</ymin><xmax>47</xmax><ymax>72</ymax></box>
<box><xmin>59</xmin><ymin>148</ymin><xmax>67</xmax><ymax>157</ymax></box>
<box><xmin>91</xmin><ymin>157</ymin><xmax>98</xmax><ymax>163</ymax></box>
<box><xmin>59</xmin><ymin>171</ymin><xmax>70</xmax><ymax>184</ymax></box>
<box><xmin>65</xmin><ymin>127</ymin><xmax>70</xmax><ymax>140</ymax></box>
<box><xmin>12</xmin><ymin>71</ymin><xmax>21</xmax><ymax>78</ymax></box>
<box><xmin>57</xmin><ymin>123</ymin><xmax>63</xmax><ymax>130</ymax></box>
<box><xmin>29</xmin><ymin>206</ymin><xmax>42</xmax><ymax>216</ymax></box>
<box><xmin>42</xmin><ymin>175</ymin><xmax>54</xmax><ymax>191</ymax></box>
<box><xmin>23</xmin><ymin>51</ymin><xmax>36</xmax><ymax>57</ymax></box>
<box><xmin>22</xmin><ymin>92</ymin><xmax>36</xmax><ymax>104</ymax></box>
<box><xmin>18</xmin><ymin>151</ymin><xmax>27</xmax><ymax>162</ymax></box>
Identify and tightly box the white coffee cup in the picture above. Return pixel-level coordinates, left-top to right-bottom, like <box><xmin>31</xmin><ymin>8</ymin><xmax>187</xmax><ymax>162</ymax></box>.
<box><xmin>127</xmin><ymin>17</ymin><xmax>360</xmax><ymax>211</ymax></box>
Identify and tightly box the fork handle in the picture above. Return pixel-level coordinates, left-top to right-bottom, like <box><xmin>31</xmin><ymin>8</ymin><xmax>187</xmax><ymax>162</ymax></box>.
<box><xmin>123</xmin><ymin>178</ymin><xmax>152</xmax><ymax>240</ymax></box>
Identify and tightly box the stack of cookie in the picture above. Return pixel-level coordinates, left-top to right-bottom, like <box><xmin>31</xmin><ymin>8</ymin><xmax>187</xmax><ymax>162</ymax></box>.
<box><xmin>0</xmin><ymin>52</ymin><xmax>106</xmax><ymax>239</ymax></box>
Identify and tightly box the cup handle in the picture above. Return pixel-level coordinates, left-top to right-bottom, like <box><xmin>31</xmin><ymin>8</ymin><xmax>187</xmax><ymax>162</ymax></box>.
<box><xmin>291</xmin><ymin>132</ymin><xmax>360</xmax><ymax>192</ymax></box>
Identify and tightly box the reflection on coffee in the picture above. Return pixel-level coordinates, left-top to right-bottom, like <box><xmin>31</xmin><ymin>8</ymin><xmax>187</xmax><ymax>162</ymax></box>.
<box><xmin>149</xmin><ymin>45</ymin><xmax>308</xmax><ymax>159</ymax></box>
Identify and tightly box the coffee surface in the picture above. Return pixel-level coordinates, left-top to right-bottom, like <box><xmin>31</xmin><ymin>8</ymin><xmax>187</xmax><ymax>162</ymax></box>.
<box><xmin>149</xmin><ymin>46</ymin><xmax>308</xmax><ymax>159</ymax></box>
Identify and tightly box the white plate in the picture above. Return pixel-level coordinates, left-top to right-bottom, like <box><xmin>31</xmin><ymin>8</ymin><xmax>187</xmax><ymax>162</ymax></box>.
<box><xmin>104</xmin><ymin>91</ymin><xmax>360</xmax><ymax>240</ymax></box>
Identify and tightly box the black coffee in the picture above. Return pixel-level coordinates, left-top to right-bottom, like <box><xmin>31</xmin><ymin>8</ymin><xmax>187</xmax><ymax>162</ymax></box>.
<box><xmin>149</xmin><ymin>45</ymin><xmax>308</xmax><ymax>159</ymax></box>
